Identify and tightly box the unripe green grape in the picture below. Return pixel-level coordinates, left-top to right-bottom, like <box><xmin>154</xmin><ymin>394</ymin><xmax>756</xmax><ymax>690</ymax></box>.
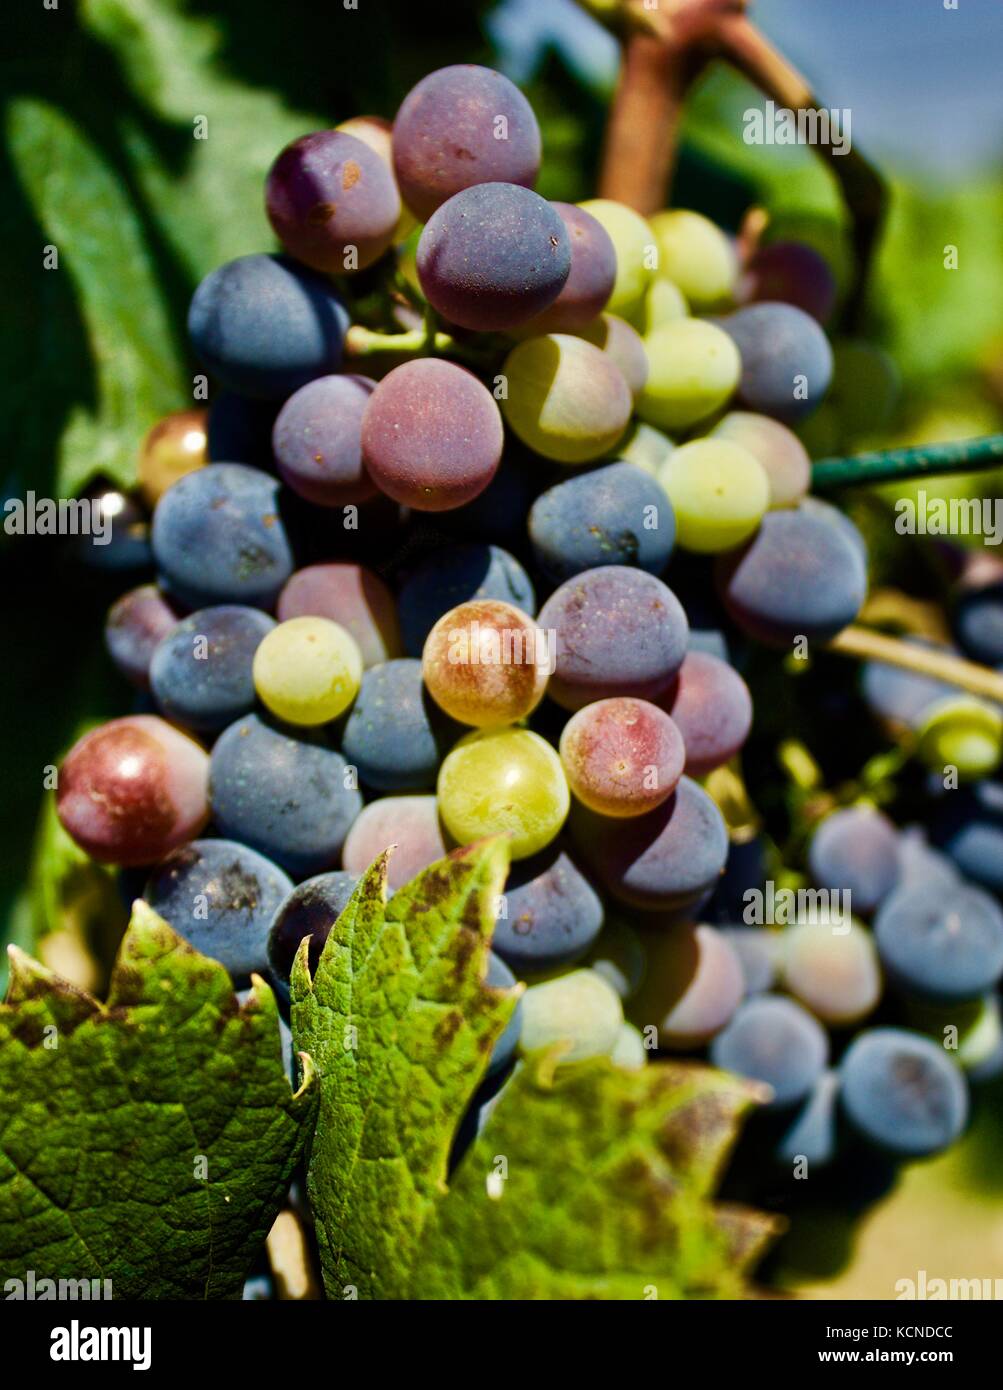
<box><xmin>649</xmin><ymin>209</ymin><xmax>737</xmax><ymax>309</ymax></box>
<box><xmin>916</xmin><ymin>697</ymin><xmax>1003</xmax><ymax>780</ymax></box>
<box><xmin>629</xmin><ymin>276</ymin><xmax>688</xmax><ymax>336</ymax></box>
<box><xmin>657</xmin><ymin>438</ymin><xmax>769</xmax><ymax>553</ymax></box>
<box><xmin>610</xmin><ymin>1021</ymin><xmax>647</xmax><ymax>1070</ymax></box>
<box><xmin>578</xmin><ymin>198</ymin><xmax>656</xmax><ymax>317</ymax></box>
<box><xmin>253</xmin><ymin>616</ymin><xmax>362</xmax><ymax>725</ymax></box>
<box><xmin>519</xmin><ymin>968</ymin><xmax>624</xmax><ymax>1062</ymax></box>
<box><xmin>437</xmin><ymin>726</ymin><xmax>570</xmax><ymax>859</ymax></box>
<box><xmin>501</xmin><ymin>333</ymin><xmax>632</xmax><ymax>463</ymax></box>
<box><xmin>709</xmin><ymin>410</ymin><xmax>811</xmax><ymax>509</ymax></box>
<box><xmin>613</xmin><ymin>420</ymin><xmax>675</xmax><ymax>475</ymax></box>
<box><xmin>638</xmin><ymin>319</ymin><xmax>741</xmax><ymax>431</ymax></box>
<box><xmin>578</xmin><ymin>313</ymin><xmax>648</xmax><ymax>401</ymax></box>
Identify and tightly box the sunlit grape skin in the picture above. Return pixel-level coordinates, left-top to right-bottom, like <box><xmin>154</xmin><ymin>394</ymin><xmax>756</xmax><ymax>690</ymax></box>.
<box><xmin>519</xmin><ymin>969</ymin><xmax>623</xmax><ymax>1063</ymax></box>
<box><xmin>627</xmin><ymin>923</ymin><xmax>744</xmax><ymax>1050</ymax></box>
<box><xmin>437</xmin><ymin>727</ymin><xmax>570</xmax><ymax>860</ymax></box>
<box><xmin>56</xmin><ymin>715</ymin><xmax>210</xmax><ymax>867</ymax></box>
<box><xmin>637</xmin><ymin>319</ymin><xmax>741</xmax><ymax>432</ymax></box>
<box><xmin>577</xmin><ymin>199</ymin><xmax>655</xmax><ymax>317</ymax></box>
<box><xmin>709</xmin><ymin>411</ymin><xmax>811</xmax><ymax>510</ymax></box>
<box><xmin>559</xmin><ymin>697</ymin><xmax>684</xmax><ymax>818</ymax></box>
<box><xmin>781</xmin><ymin>920</ymin><xmax>882</xmax><ymax>1027</ymax></box>
<box><xmin>657</xmin><ymin>438</ymin><xmax>769</xmax><ymax>554</ymax></box>
<box><xmin>138</xmin><ymin>409</ymin><xmax>208</xmax><ymax>508</ymax></box>
<box><xmin>649</xmin><ymin>208</ymin><xmax>737</xmax><ymax>309</ymax></box>
<box><xmin>502</xmin><ymin>334</ymin><xmax>632</xmax><ymax>464</ymax></box>
<box><xmin>521</xmin><ymin>202</ymin><xmax>616</xmax><ymax>334</ymax></box>
<box><xmin>253</xmin><ymin>616</ymin><xmax>363</xmax><ymax>726</ymax></box>
<box><xmin>422</xmin><ymin>599</ymin><xmax>548</xmax><ymax>728</ymax></box>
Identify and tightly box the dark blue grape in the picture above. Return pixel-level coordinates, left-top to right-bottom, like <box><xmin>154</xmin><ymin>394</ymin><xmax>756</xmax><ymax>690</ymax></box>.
<box><xmin>210</xmin><ymin>713</ymin><xmax>363</xmax><ymax>876</ymax></box>
<box><xmin>861</xmin><ymin>637</ymin><xmax>959</xmax><ymax>729</ymax></box>
<box><xmin>774</xmin><ymin>1070</ymin><xmax>841</xmax><ymax>1170</ymax></box>
<box><xmin>75</xmin><ymin>485</ymin><xmax>152</xmax><ymax>572</ymax></box>
<box><xmin>341</xmin><ymin>659</ymin><xmax>457</xmax><ymax>791</ymax></box>
<box><xmin>144</xmin><ymin>839</ymin><xmax>293</xmax><ymax>984</ymax></box>
<box><xmin>207</xmin><ymin>393</ymin><xmax>279</xmax><ymax>468</ymax></box>
<box><xmin>931</xmin><ymin>779</ymin><xmax>1003</xmax><ymax>894</ymax></box>
<box><xmin>710</xmin><ymin>995</ymin><xmax>829</xmax><ymax>1110</ymax></box>
<box><xmin>188</xmin><ymin>254</ymin><xmax>349</xmax><ymax>399</ymax></box>
<box><xmin>149</xmin><ymin>605</ymin><xmax>274</xmax><ymax>733</ymax></box>
<box><xmin>954</xmin><ymin>582</ymin><xmax>1003</xmax><ymax>666</ymax></box>
<box><xmin>490</xmin><ymin>846</ymin><xmax>603</xmax><ymax>975</ymax></box>
<box><xmin>895</xmin><ymin>826</ymin><xmax>960</xmax><ymax>893</ymax></box>
<box><xmin>267</xmin><ymin>870</ymin><xmax>359</xmax><ymax>986</ymax></box>
<box><xmin>152</xmin><ymin>464</ymin><xmax>294</xmax><ymax>611</ymax></box>
<box><xmin>104</xmin><ymin>584</ymin><xmax>179</xmax><ymax>690</ymax></box>
<box><xmin>839</xmin><ymin>1027</ymin><xmax>968</xmax><ymax>1158</ymax></box>
<box><xmin>808</xmin><ymin>805</ymin><xmax>901</xmax><ymax>914</ymax></box>
<box><xmin>438</xmin><ymin>453</ymin><xmax>538</xmax><ymax>549</ymax></box>
<box><xmin>398</xmin><ymin>543</ymin><xmax>535</xmax><ymax>657</ymax></box>
<box><xmin>718</xmin><ymin>927</ymin><xmax>778</xmax><ymax>995</ymax></box>
<box><xmin>486</xmin><ymin>951</ymin><xmax>522</xmax><ymax>1076</ymax></box>
<box><xmin>874</xmin><ymin>882</ymin><xmax>1003</xmax><ymax>1004</ymax></box>
<box><xmin>528</xmin><ymin>462</ymin><xmax>674</xmax><ymax>583</ymax></box>
<box><xmin>716</xmin><ymin>301</ymin><xmax>833</xmax><ymax>421</ymax></box>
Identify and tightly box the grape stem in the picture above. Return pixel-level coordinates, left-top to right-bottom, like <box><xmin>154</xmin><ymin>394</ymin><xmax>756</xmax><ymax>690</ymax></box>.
<box><xmin>343</xmin><ymin>324</ymin><xmax>490</xmax><ymax>367</ymax></box>
<box><xmin>827</xmin><ymin>625</ymin><xmax>1003</xmax><ymax>703</ymax></box>
<box><xmin>812</xmin><ymin>435</ymin><xmax>1003</xmax><ymax>490</ymax></box>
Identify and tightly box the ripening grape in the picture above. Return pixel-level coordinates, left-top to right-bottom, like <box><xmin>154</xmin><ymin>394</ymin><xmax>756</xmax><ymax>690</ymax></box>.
<box><xmin>341</xmin><ymin>795</ymin><xmax>448</xmax><ymax>890</ymax></box>
<box><xmin>578</xmin><ymin>314</ymin><xmax>648</xmax><ymax>400</ymax></box>
<box><xmin>637</xmin><ymin>319</ymin><xmax>741</xmax><ymax>431</ymax></box>
<box><xmin>277</xmin><ymin>563</ymin><xmax>402</xmax><ymax>668</ymax></box>
<box><xmin>519</xmin><ymin>202</ymin><xmax>616</xmax><ymax>334</ymax></box>
<box><xmin>272</xmin><ymin>374</ymin><xmax>377</xmax><ymax>507</ymax></box>
<box><xmin>738</xmin><ymin>239</ymin><xmax>837</xmax><ymax>323</ymax></box>
<box><xmin>709</xmin><ymin>410</ymin><xmax>811</xmax><ymax>509</ymax></box>
<box><xmin>931</xmin><ymin>780</ymin><xmax>1003</xmax><ymax>895</ymax></box>
<box><xmin>138</xmin><ymin>409</ymin><xmax>208</xmax><ymax>507</ymax></box>
<box><xmin>399</xmin><ymin>544</ymin><xmax>535</xmax><ymax>657</ymax></box>
<box><xmin>334</xmin><ymin>114</ymin><xmax>416</xmax><ymax>241</ymax></box>
<box><xmin>577</xmin><ymin>199</ymin><xmax>656</xmax><ymax>317</ymax></box>
<box><xmin>915</xmin><ymin>697</ymin><xmax>1003</xmax><ymax>781</ymax></box>
<box><xmin>519</xmin><ymin>969</ymin><xmax>624</xmax><ymax>1063</ymax></box>
<box><xmin>627</xmin><ymin>923</ymin><xmax>744</xmax><ymax>1049</ymax></box>
<box><xmin>342</xmin><ymin>659</ymin><xmax>456</xmax><ymax>792</ymax></box>
<box><xmin>559</xmin><ymin>697</ymin><xmax>685</xmax><ymax>818</ymax></box>
<box><xmin>610</xmin><ymin>1022</ymin><xmax>647</xmax><ymax>1070</ymax></box>
<box><xmin>716</xmin><ymin>302</ymin><xmax>833</xmax><ymax>422</ymax></box>
<box><xmin>615</xmin><ymin>421</ymin><xmax>675</xmax><ymax>475</ymax></box>
<box><xmin>629</xmin><ymin>276</ymin><xmax>688</xmax><ymax>336</ymax></box>
<box><xmin>437</xmin><ymin>727</ymin><xmax>570</xmax><ymax>860</ymax></box>
<box><xmin>662</xmin><ymin>650</ymin><xmax>753</xmax><ymax>775</ymax></box>
<box><xmin>104</xmin><ymin>584</ymin><xmax>179</xmax><ymax>691</ymax></box>
<box><xmin>774</xmin><ymin>1070</ymin><xmax>841</xmax><ymax>1170</ymax></box>
<box><xmin>780</xmin><ymin>920</ymin><xmax>882</xmax><ymax>1026</ymax></box>
<box><xmin>656</xmin><ymin>438</ymin><xmax>769</xmax><ymax>553</ymax></box>
<box><xmin>501</xmin><ymin>334</ymin><xmax>632</xmax><ymax>464</ymax></box>
<box><xmin>268</xmin><ymin>870</ymin><xmax>359</xmax><ymax>983</ymax></box>
<box><xmin>253</xmin><ymin>616</ymin><xmax>363</xmax><ymax>726</ymax></box>
<box><xmin>491</xmin><ymin>847</ymin><xmax>603</xmax><ymax>975</ymax></box>
<box><xmin>649</xmin><ymin>209</ymin><xmax>737</xmax><ymax>308</ymax></box>
<box><xmin>718</xmin><ymin>928</ymin><xmax>779</xmax><ymax>996</ymax></box>
<box><xmin>150</xmin><ymin>605</ymin><xmax>275</xmax><ymax>734</ymax></box>
<box><xmin>422</xmin><ymin>599</ymin><xmax>548</xmax><ymax>727</ymax></box>
<box><xmin>953</xmin><ymin>581</ymin><xmax>1003</xmax><ymax>667</ymax></box>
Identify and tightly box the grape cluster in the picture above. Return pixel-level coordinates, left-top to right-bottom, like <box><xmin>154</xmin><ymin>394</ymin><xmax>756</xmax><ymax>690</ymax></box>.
<box><xmin>53</xmin><ymin>64</ymin><xmax>1000</xmax><ymax>1198</ymax></box>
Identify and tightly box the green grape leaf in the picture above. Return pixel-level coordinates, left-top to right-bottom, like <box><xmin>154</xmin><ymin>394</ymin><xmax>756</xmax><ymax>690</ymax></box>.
<box><xmin>292</xmin><ymin>839</ymin><xmax>779</xmax><ymax>1300</ymax></box>
<box><xmin>0</xmin><ymin>901</ymin><xmax>316</xmax><ymax>1300</ymax></box>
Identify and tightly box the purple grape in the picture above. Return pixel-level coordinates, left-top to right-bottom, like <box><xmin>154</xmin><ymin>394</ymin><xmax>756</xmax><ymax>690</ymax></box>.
<box><xmin>149</xmin><ymin>605</ymin><xmax>275</xmax><ymax>733</ymax></box>
<box><xmin>808</xmin><ymin>805</ymin><xmax>901</xmax><ymax>914</ymax></box>
<box><xmin>716</xmin><ymin>301</ymin><xmax>833</xmax><ymax>421</ymax></box>
<box><xmin>490</xmin><ymin>847</ymin><xmax>604</xmax><ymax>975</ymax></box>
<box><xmin>268</xmin><ymin>870</ymin><xmax>360</xmax><ymax>984</ymax></box>
<box><xmin>271</xmin><ymin>374</ymin><xmax>377</xmax><ymax>507</ymax></box>
<box><xmin>104</xmin><ymin>584</ymin><xmax>179</xmax><ymax>690</ymax></box>
<box><xmin>519</xmin><ymin>202</ymin><xmax>616</xmax><ymax>333</ymax></box>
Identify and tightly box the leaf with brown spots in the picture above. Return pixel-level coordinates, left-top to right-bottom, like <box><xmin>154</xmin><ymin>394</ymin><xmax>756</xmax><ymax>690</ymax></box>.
<box><xmin>0</xmin><ymin>901</ymin><xmax>316</xmax><ymax>1299</ymax></box>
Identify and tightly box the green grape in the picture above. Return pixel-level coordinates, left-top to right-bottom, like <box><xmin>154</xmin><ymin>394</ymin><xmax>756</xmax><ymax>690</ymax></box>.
<box><xmin>916</xmin><ymin>697</ymin><xmax>1003</xmax><ymax>780</ymax></box>
<box><xmin>656</xmin><ymin>438</ymin><xmax>769</xmax><ymax>553</ymax></box>
<box><xmin>252</xmin><ymin>616</ymin><xmax>362</xmax><ymax>725</ymax></box>
<box><xmin>610</xmin><ymin>1021</ymin><xmax>647</xmax><ymax>1070</ymax></box>
<box><xmin>637</xmin><ymin>319</ymin><xmax>740</xmax><ymax>431</ymax></box>
<box><xmin>649</xmin><ymin>209</ymin><xmax>737</xmax><ymax>309</ymax></box>
<box><xmin>709</xmin><ymin>410</ymin><xmax>811</xmax><ymax>508</ymax></box>
<box><xmin>518</xmin><ymin>968</ymin><xmax>624</xmax><ymax>1062</ymax></box>
<box><xmin>613</xmin><ymin>420</ymin><xmax>674</xmax><ymax>475</ymax></box>
<box><xmin>781</xmin><ymin>920</ymin><xmax>882</xmax><ymax>1026</ymax></box>
<box><xmin>578</xmin><ymin>313</ymin><xmax>648</xmax><ymax>401</ymax></box>
<box><xmin>585</xmin><ymin>916</ymin><xmax>647</xmax><ymax>1000</ymax></box>
<box><xmin>502</xmin><ymin>333</ymin><xmax>632</xmax><ymax>463</ymax></box>
<box><xmin>629</xmin><ymin>276</ymin><xmax>688</xmax><ymax>336</ymax></box>
<box><xmin>578</xmin><ymin>198</ymin><xmax>656</xmax><ymax>317</ymax></box>
<box><xmin>437</xmin><ymin>726</ymin><xmax>570</xmax><ymax>859</ymax></box>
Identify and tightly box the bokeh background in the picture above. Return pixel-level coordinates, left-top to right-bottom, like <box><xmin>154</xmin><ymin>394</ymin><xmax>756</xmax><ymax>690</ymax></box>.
<box><xmin>3</xmin><ymin>0</ymin><xmax>1003</xmax><ymax>1298</ymax></box>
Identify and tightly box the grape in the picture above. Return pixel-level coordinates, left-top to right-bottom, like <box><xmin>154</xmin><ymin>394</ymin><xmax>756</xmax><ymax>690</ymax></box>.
<box><xmin>953</xmin><ymin>581</ymin><xmax>1003</xmax><ymax>666</ymax></box>
<box><xmin>437</xmin><ymin>727</ymin><xmax>570</xmax><ymax>860</ymax></box>
<box><xmin>210</xmin><ymin>713</ymin><xmax>362</xmax><ymax>876</ymax></box>
<box><xmin>774</xmin><ymin>1070</ymin><xmax>841</xmax><ymax>1170</ymax></box>
<box><xmin>579</xmin><ymin>314</ymin><xmax>648</xmax><ymax>400</ymax></box>
<box><xmin>74</xmin><ymin>485</ymin><xmax>151</xmax><ymax>573</ymax></box>
<box><xmin>874</xmin><ymin>882</ymin><xmax>1003</xmax><ymax>1004</ymax></box>
<box><xmin>838</xmin><ymin>1027</ymin><xmax>968</xmax><ymax>1158</ymax></box>
<box><xmin>253</xmin><ymin>616</ymin><xmax>363</xmax><ymax>726</ymax></box>
<box><xmin>277</xmin><ymin>563</ymin><xmax>402</xmax><ymax>668</ymax></box>
<box><xmin>649</xmin><ymin>209</ymin><xmax>737</xmax><ymax>309</ymax></box>
<box><xmin>738</xmin><ymin>240</ymin><xmax>837</xmax><ymax>323</ymax></box>
<box><xmin>615</xmin><ymin>421</ymin><xmax>675</xmax><ymax>475</ymax></box>
<box><xmin>559</xmin><ymin>697</ymin><xmax>684</xmax><ymax>818</ymax></box>
<box><xmin>896</xmin><ymin>826</ymin><xmax>961</xmax><ymax>893</ymax></box>
<box><xmin>573</xmin><ymin>776</ymin><xmax>728</xmax><ymax>913</ymax></box>
<box><xmin>578</xmin><ymin>199</ymin><xmax>656</xmax><ymax>317</ymax></box>
<box><xmin>521</xmin><ymin>202</ymin><xmax>616</xmax><ymax>333</ymax></box>
<box><xmin>150</xmin><ymin>605</ymin><xmax>274</xmax><ymax>733</ymax></box>
<box><xmin>272</xmin><ymin>374</ymin><xmax>377</xmax><ymax>507</ymax></box>
<box><xmin>391</xmin><ymin>65</ymin><xmax>541</xmax><ymax>221</ymax></box>
<box><xmin>808</xmin><ymin>806</ymin><xmax>901</xmax><ymax>914</ymax></box>
<box><xmin>485</xmin><ymin>951</ymin><xmax>523</xmax><ymax>1076</ymax></box>
<box><xmin>636</xmin><ymin>319</ymin><xmax>741</xmax><ymax>431</ymax></box>
<box><xmin>265</xmin><ymin>129</ymin><xmax>401</xmax><ymax>274</ymax></box>
<box><xmin>104</xmin><ymin>584</ymin><xmax>179</xmax><ymax>691</ymax></box>
<box><xmin>437</xmin><ymin>454</ymin><xmax>538</xmax><ymax>548</ymax></box>
<box><xmin>341</xmin><ymin>794</ymin><xmax>447</xmax><ymax>890</ymax></box>
<box><xmin>716</xmin><ymin>500</ymin><xmax>867</xmax><ymax>646</ymax></box>
<box><xmin>656</xmin><ymin>438</ymin><xmax>769</xmax><ymax>553</ymax></box>
<box><xmin>422</xmin><ymin>599</ymin><xmax>548</xmax><ymax>727</ymax></box>
<box><xmin>361</xmin><ymin>359</ymin><xmax>503</xmax><ymax>510</ymax></box>
<box><xmin>718</xmin><ymin>927</ymin><xmax>779</xmax><ymax>996</ymax></box>
<box><xmin>781</xmin><ymin>920</ymin><xmax>882</xmax><ymax>1026</ymax></box>
<box><xmin>662</xmin><ymin>650</ymin><xmax>753</xmax><ymax>776</ymax></box>
<box><xmin>610</xmin><ymin>1022</ymin><xmax>647</xmax><ymax>1070</ymax></box>
<box><xmin>144</xmin><ymin>839</ymin><xmax>293</xmax><ymax>984</ymax></box>
<box><xmin>56</xmin><ymin>715</ymin><xmax>210</xmax><ymax>867</ymax></box>
<box><xmin>586</xmin><ymin>916</ymin><xmax>647</xmax><ymax>1000</ymax></box>
<box><xmin>187</xmin><ymin>254</ymin><xmax>349</xmax><ymax>399</ymax></box>
<box><xmin>916</xmin><ymin>696</ymin><xmax>1002</xmax><ymax>780</ymax></box>
<box><xmin>628</xmin><ymin>923</ymin><xmax>744</xmax><ymax>1049</ymax></box>
<box><xmin>399</xmin><ymin>544</ymin><xmax>535</xmax><ymax>657</ymax></box>
<box><xmin>931</xmin><ymin>780</ymin><xmax>1003</xmax><ymax>893</ymax></box>
<box><xmin>716</xmin><ymin>302</ymin><xmax>833</xmax><ymax>422</ymax></box>
<box><xmin>528</xmin><ymin>462</ymin><xmax>674</xmax><ymax>582</ymax></box>
<box><xmin>861</xmin><ymin>637</ymin><xmax>958</xmax><ymax>731</ymax></box>
<box><xmin>342</xmin><ymin>659</ymin><xmax>455</xmax><ymax>792</ymax></box>
<box><xmin>518</xmin><ymin>968</ymin><xmax>623</xmax><ymax>1063</ymax></box>
<box><xmin>710</xmin><ymin>995</ymin><xmax>829</xmax><ymax>1109</ymax></box>
<box><xmin>334</xmin><ymin>114</ymin><xmax>416</xmax><ymax>240</ymax></box>
<box><xmin>709</xmin><ymin>411</ymin><xmax>811</xmax><ymax>509</ymax></box>
<box><xmin>267</xmin><ymin>869</ymin><xmax>359</xmax><ymax>983</ymax></box>
<box><xmin>206</xmin><ymin>393</ymin><xmax>279</xmax><ymax>469</ymax></box>
<box><xmin>138</xmin><ymin>409</ymin><xmax>208</xmax><ymax>508</ymax></box>
<box><xmin>490</xmin><ymin>846</ymin><xmax>603</xmax><ymax>975</ymax></box>
<box><xmin>417</xmin><ymin>184</ymin><xmax>571</xmax><ymax>331</ymax></box>
<box><xmin>501</xmin><ymin>334</ymin><xmax>632</xmax><ymax>463</ymax></box>
<box><xmin>538</xmin><ymin>566</ymin><xmax>688</xmax><ymax>711</ymax></box>
<box><xmin>152</xmin><ymin>464</ymin><xmax>294</xmax><ymax>612</ymax></box>
<box><xmin>630</xmin><ymin>277</ymin><xmax>688</xmax><ymax>336</ymax></box>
